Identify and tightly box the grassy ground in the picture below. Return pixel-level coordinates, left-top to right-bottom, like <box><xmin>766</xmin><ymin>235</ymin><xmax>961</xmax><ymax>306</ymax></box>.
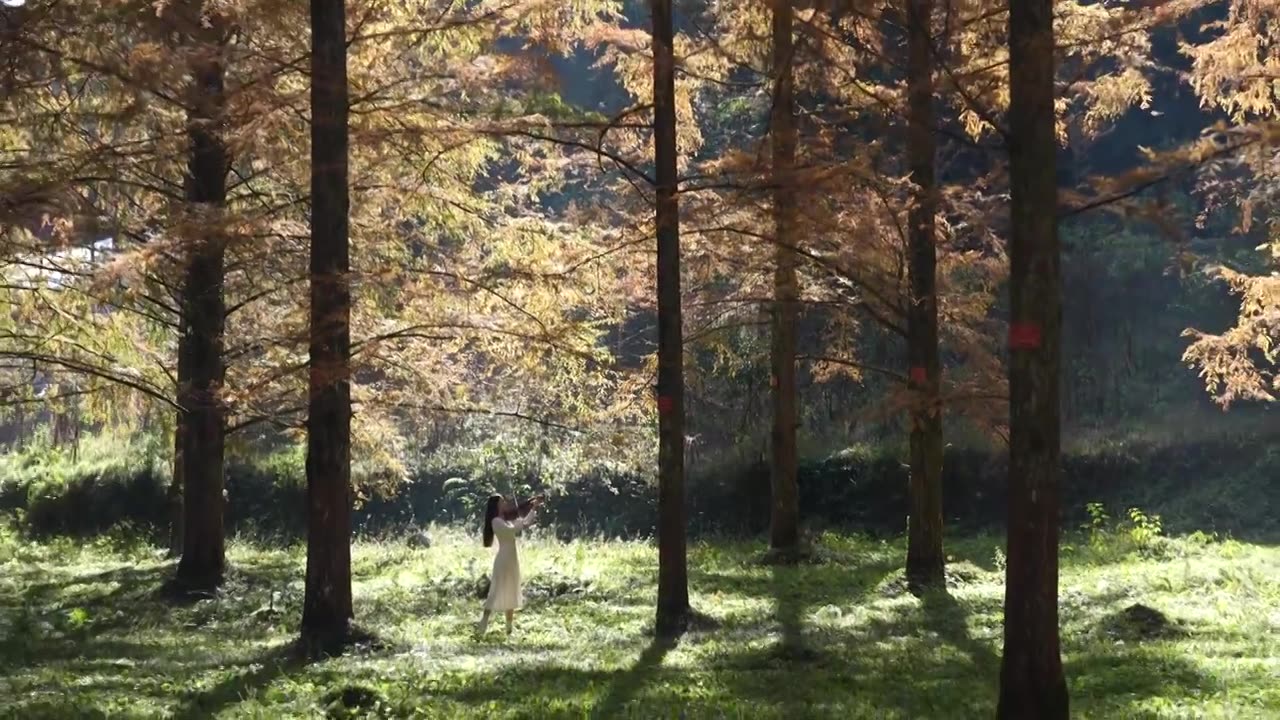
<box><xmin>1</xmin><ymin>525</ymin><xmax>1278</xmax><ymax>720</ymax></box>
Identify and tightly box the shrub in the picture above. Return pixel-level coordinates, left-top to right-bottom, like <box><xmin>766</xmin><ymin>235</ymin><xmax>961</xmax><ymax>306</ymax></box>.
<box><xmin>1</xmin><ymin>432</ymin><xmax>1276</xmax><ymax>543</ymax></box>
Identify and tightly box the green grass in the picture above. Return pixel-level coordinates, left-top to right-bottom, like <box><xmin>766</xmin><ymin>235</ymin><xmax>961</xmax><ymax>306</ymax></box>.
<box><xmin>1</xmin><ymin>525</ymin><xmax>1278</xmax><ymax>719</ymax></box>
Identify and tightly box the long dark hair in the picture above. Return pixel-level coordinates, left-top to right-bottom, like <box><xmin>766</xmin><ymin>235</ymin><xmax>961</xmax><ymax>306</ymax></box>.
<box><xmin>482</xmin><ymin>494</ymin><xmax>502</xmax><ymax>547</ymax></box>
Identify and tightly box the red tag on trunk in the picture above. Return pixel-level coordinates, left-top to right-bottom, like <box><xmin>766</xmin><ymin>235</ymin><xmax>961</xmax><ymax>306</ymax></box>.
<box><xmin>909</xmin><ymin>366</ymin><xmax>927</xmax><ymax>384</ymax></box>
<box><xmin>656</xmin><ymin>395</ymin><xmax>674</xmax><ymax>414</ymax></box>
<box><xmin>1009</xmin><ymin>322</ymin><xmax>1042</xmax><ymax>350</ymax></box>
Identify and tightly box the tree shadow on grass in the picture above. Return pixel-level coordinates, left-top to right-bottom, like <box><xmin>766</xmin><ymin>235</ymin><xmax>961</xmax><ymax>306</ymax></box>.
<box><xmin>426</xmin><ymin>638</ymin><xmax>682</xmax><ymax>718</ymax></box>
<box><xmin>714</xmin><ymin>561</ymin><xmax>830</xmax><ymax>717</ymax></box>
<box><xmin>0</xmin><ymin>553</ymin><xmax>318</xmax><ymax>718</ymax></box>
<box><xmin>589</xmin><ymin>635</ymin><xmax>677</xmax><ymax>719</ymax></box>
<box><xmin>704</xmin><ymin>557</ymin><xmax>1003</xmax><ymax>718</ymax></box>
<box><xmin>173</xmin><ymin>642</ymin><xmax>304</xmax><ymax>720</ymax></box>
<box><xmin>685</xmin><ymin>551</ymin><xmax>907</xmax><ymax>714</ymax></box>
<box><xmin>918</xmin><ymin>590</ymin><xmax>999</xmax><ymax>671</ymax></box>
<box><xmin>691</xmin><ymin>554</ymin><xmax>900</xmax><ymax>607</ymax></box>
<box><xmin>334</xmin><ymin>586</ymin><xmax>1218</xmax><ymax>719</ymax></box>
<box><xmin>0</xmin><ymin>565</ymin><xmax>176</xmax><ymax>674</ymax></box>
<box><xmin>1</xmin><ymin>552</ymin><xmax>305</xmax><ymax>659</ymax></box>
<box><xmin>713</xmin><ymin>605</ymin><xmax>996</xmax><ymax>718</ymax></box>
<box><xmin>1067</xmin><ymin>643</ymin><xmax>1216</xmax><ymax>717</ymax></box>
<box><xmin>10</xmin><ymin>564</ymin><xmax>171</xmax><ymax>617</ymax></box>
<box><xmin>771</xmin><ymin>563</ymin><xmax>806</xmax><ymax>660</ymax></box>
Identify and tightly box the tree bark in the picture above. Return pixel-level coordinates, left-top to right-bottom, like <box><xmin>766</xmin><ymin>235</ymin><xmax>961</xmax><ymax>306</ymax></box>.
<box><xmin>769</xmin><ymin>0</ymin><xmax>800</xmax><ymax>554</ymax></box>
<box><xmin>173</xmin><ymin>30</ymin><xmax>228</xmax><ymax>594</ymax></box>
<box><xmin>168</xmin><ymin>327</ymin><xmax>188</xmax><ymax>559</ymax></box>
<box><xmin>302</xmin><ymin>0</ymin><xmax>354</xmax><ymax>645</ymax></box>
<box><xmin>904</xmin><ymin>0</ymin><xmax>945</xmax><ymax>593</ymax></box>
<box><xmin>651</xmin><ymin>0</ymin><xmax>690</xmax><ymax>638</ymax></box>
<box><xmin>998</xmin><ymin>0</ymin><xmax>1068</xmax><ymax>715</ymax></box>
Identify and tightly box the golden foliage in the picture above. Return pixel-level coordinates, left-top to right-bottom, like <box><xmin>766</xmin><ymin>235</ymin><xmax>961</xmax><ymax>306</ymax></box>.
<box><xmin>1178</xmin><ymin>2</ymin><xmax>1280</xmax><ymax>408</ymax></box>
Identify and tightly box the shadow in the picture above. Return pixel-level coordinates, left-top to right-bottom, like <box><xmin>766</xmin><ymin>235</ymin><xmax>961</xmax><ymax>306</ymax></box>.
<box><xmin>740</xmin><ymin>561</ymin><xmax>828</xmax><ymax>717</ymax></box>
<box><xmin>0</xmin><ymin>565</ymin><xmax>175</xmax><ymax>674</ymax></box>
<box><xmin>172</xmin><ymin>643</ymin><xmax>303</xmax><ymax>720</ymax></box>
<box><xmin>919</xmin><ymin>590</ymin><xmax>999</xmax><ymax>671</ymax></box>
<box><xmin>13</xmin><ymin>563</ymin><xmax>171</xmax><ymax>610</ymax></box>
<box><xmin>768</xmin><ymin>563</ymin><xmax>810</xmax><ymax>661</ymax></box>
<box><xmin>1</xmin><ymin>531</ymin><xmax>1256</xmax><ymax>718</ymax></box>
<box><xmin>691</xmin><ymin>556</ymin><xmax>900</xmax><ymax>607</ymax></box>
<box><xmin>0</xmin><ymin>636</ymin><xmax>163</xmax><ymax>673</ymax></box>
<box><xmin>590</xmin><ymin>636</ymin><xmax>676</xmax><ymax>719</ymax></box>
<box><xmin>424</xmin><ymin>634</ymin><xmax>685</xmax><ymax>717</ymax></box>
<box><xmin>298</xmin><ymin>623</ymin><xmax>390</xmax><ymax>661</ymax></box>
<box><xmin>1067</xmin><ymin>643</ymin><xmax>1216</xmax><ymax>717</ymax></box>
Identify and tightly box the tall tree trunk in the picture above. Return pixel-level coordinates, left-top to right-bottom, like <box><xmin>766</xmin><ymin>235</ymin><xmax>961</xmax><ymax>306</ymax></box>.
<box><xmin>651</xmin><ymin>0</ymin><xmax>689</xmax><ymax>638</ymax></box>
<box><xmin>904</xmin><ymin>0</ymin><xmax>945</xmax><ymax>593</ymax></box>
<box><xmin>168</xmin><ymin>413</ymin><xmax>185</xmax><ymax>557</ymax></box>
<box><xmin>168</xmin><ymin>327</ymin><xmax>188</xmax><ymax>559</ymax></box>
<box><xmin>302</xmin><ymin>0</ymin><xmax>354</xmax><ymax>645</ymax></box>
<box><xmin>769</xmin><ymin>0</ymin><xmax>800</xmax><ymax>554</ymax></box>
<box><xmin>999</xmin><ymin>0</ymin><xmax>1067</xmax><ymax>715</ymax></box>
<box><xmin>173</xmin><ymin>31</ymin><xmax>228</xmax><ymax>594</ymax></box>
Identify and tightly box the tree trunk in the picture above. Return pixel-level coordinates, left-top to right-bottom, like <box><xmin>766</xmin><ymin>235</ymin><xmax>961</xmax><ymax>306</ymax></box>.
<box><xmin>168</xmin><ymin>412</ymin><xmax>185</xmax><ymax>557</ymax></box>
<box><xmin>769</xmin><ymin>0</ymin><xmax>800</xmax><ymax>554</ymax></box>
<box><xmin>651</xmin><ymin>0</ymin><xmax>690</xmax><ymax>638</ymax></box>
<box><xmin>173</xmin><ymin>32</ymin><xmax>228</xmax><ymax>594</ymax></box>
<box><xmin>302</xmin><ymin>0</ymin><xmax>354</xmax><ymax>646</ymax></box>
<box><xmin>168</xmin><ymin>327</ymin><xmax>188</xmax><ymax>559</ymax></box>
<box><xmin>998</xmin><ymin>0</ymin><xmax>1068</xmax><ymax>715</ymax></box>
<box><xmin>904</xmin><ymin>0</ymin><xmax>945</xmax><ymax>593</ymax></box>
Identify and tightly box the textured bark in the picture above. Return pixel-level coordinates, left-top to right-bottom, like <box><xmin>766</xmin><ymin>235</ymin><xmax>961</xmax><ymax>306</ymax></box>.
<box><xmin>173</xmin><ymin>32</ymin><xmax>228</xmax><ymax>594</ymax></box>
<box><xmin>302</xmin><ymin>0</ymin><xmax>355</xmax><ymax>643</ymax></box>
<box><xmin>167</xmin><ymin>328</ymin><xmax>187</xmax><ymax>559</ymax></box>
<box><xmin>769</xmin><ymin>0</ymin><xmax>800</xmax><ymax>553</ymax></box>
<box><xmin>998</xmin><ymin>0</ymin><xmax>1068</xmax><ymax>715</ymax></box>
<box><xmin>651</xmin><ymin>0</ymin><xmax>690</xmax><ymax>638</ymax></box>
<box><xmin>904</xmin><ymin>0</ymin><xmax>945</xmax><ymax>593</ymax></box>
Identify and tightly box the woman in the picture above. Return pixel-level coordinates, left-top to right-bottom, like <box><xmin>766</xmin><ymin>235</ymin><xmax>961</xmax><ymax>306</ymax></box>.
<box><xmin>476</xmin><ymin>492</ymin><xmax>543</xmax><ymax>637</ymax></box>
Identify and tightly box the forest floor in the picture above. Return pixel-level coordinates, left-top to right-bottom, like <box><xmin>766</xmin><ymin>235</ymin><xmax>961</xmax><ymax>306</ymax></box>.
<box><xmin>1</xmin><ymin>525</ymin><xmax>1278</xmax><ymax>719</ymax></box>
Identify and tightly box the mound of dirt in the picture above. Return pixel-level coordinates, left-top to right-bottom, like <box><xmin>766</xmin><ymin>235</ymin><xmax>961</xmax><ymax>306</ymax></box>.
<box><xmin>1100</xmin><ymin>603</ymin><xmax>1187</xmax><ymax>641</ymax></box>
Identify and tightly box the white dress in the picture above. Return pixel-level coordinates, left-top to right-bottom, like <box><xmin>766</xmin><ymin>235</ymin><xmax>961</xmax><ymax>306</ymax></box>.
<box><xmin>484</xmin><ymin>510</ymin><xmax>534</xmax><ymax>612</ymax></box>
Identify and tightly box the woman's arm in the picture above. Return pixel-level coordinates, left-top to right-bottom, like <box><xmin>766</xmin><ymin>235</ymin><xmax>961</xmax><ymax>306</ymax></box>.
<box><xmin>518</xmin><ymin>508</ymin><xmax>537</xmax><ymax>529</ymax></box>
<box><xmin>518</xmin><ymin>496</ymin><xmax>544</xmax><ymax>529</ymax></box>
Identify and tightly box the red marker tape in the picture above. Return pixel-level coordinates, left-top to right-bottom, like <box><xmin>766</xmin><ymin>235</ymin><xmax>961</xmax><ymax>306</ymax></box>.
<box><xmin>1009</xmin><ymin>322</ymin><xmax>1042</xmax><ymax>350</ymax></box>
<box><xmin>909</xmin><ymin>366</ymin><xmax>927</xmax><ymax>384</ymax></box>
<box><xmin>656</xmin><ymin>395</ymin><xmax>674</xmax><ymax>414</ymax></box>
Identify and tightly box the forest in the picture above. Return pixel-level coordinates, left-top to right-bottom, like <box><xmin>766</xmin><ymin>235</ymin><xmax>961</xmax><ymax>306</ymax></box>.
<box><xmin>1</xmin><ymin>0</ymin><xmax>1279</xmax><ymax>717</ymax></box>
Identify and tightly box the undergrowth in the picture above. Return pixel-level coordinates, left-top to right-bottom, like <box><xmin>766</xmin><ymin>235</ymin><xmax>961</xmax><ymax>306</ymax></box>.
<box><xmin>5</xmin><ymin>421</ymin><xmax>1280</xmax><ymax>543</ymax></box>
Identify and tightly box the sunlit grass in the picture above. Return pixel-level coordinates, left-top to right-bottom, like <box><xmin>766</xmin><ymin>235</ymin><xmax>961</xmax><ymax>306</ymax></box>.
<box><xmin>1</xmin><ymin>524</ymin><xmax>1278</xmax><ymax>718</ymax></box>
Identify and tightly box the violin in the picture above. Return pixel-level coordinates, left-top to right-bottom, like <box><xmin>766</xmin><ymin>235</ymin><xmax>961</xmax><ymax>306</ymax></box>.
<box><xmin>501</xmin><ymin>493</ymin><xmax>545</xmax><ymax>520</ymax></box>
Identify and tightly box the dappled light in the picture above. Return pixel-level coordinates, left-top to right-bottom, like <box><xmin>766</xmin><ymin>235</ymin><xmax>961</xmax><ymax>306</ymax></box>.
<box><xmin>5</xmin><ymin>0</ymin><xmax>1280</xmax><ymax>715</ymax></box>
<box><xmin>2</xmin><ymin>531</ymin><xmax>1276</xmax><ymax>717</ymax></box>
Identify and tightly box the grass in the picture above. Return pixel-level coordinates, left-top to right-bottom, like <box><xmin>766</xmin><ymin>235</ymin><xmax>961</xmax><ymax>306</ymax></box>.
<box><xmin>1</xmin><ymin>525</ymin><xmax>1278</xmax><ymax>719</ymax></box>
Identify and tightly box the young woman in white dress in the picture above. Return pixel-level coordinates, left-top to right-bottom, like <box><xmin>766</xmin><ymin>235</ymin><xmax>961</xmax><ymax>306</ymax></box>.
<box><xmin>476</xmin><ymin>493</ymin><xmax>543</xmax><ymax>637</ymax></box>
